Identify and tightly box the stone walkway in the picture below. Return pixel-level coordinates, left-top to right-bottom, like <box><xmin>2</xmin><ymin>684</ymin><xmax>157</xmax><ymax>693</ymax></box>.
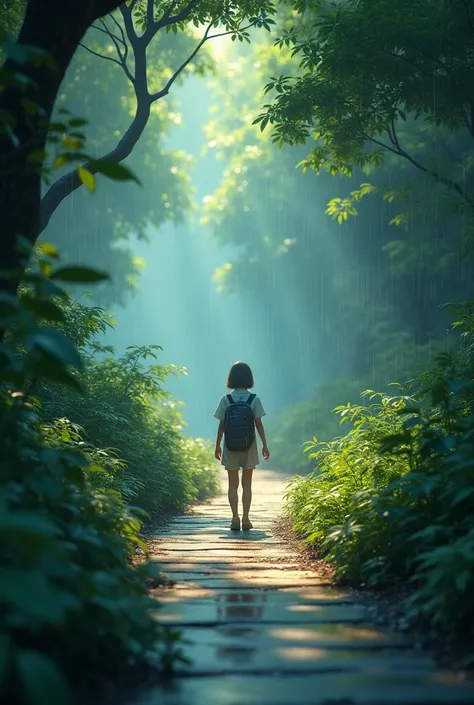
<box><xmin>136</xmin><ymin>470</ymin><xmax>474</xmax><ymax>705</ymax></box>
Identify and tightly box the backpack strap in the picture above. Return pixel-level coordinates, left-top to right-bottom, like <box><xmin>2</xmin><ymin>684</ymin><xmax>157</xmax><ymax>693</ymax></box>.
<box><xmin>226</xmin><ymin>394</ymin><xmax>234</xmax><ymax>404</ymax></box>
<box><xmin>247</xmin><ymin>393</ymin><xmax>256</xmax><ymax>406</ymax></box>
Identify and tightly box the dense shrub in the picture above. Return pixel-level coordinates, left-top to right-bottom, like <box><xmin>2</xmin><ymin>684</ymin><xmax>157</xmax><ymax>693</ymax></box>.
<box><xmin>37</xmin><ymin>295</ymin><xmax>220</xmax><ymax>518</ymax></box>
<box><xmin>0</xmin><ymin>249</ymin><xmax>217</xmax><ymax>704</ymax></box>
<box><xmin>286</xmin><ymin>303</ymin><xmax>474</xmax><ymax>635</ymax></box>
<box><xmin>0</xmin><ymin>43</ymin><xmax>218</xmax><ymax>702</ymax></box>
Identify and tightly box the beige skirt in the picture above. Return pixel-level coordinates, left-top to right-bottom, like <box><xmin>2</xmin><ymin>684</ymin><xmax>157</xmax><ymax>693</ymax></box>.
<box><xmin>222</xmin><ymin>441</ymin><xmax>259</xmax><ymax>470</ymax></box>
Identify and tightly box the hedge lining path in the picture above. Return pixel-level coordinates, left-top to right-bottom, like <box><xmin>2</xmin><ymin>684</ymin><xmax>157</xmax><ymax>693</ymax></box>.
<box><xmin>134</xmin><ymin>470</ymin><xmax>474</xmax><ymax>705</ymax></box>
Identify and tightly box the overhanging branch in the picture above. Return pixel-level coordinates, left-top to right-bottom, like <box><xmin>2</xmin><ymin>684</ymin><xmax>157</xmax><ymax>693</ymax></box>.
<box><xmin>149</xmin><ymin>22</ymin><xmax>254</xmax><ymax>101</ymax></box>
<box><xmin>39</xmin><ymin>0</ymin><xmax>256</xmax><ymax>235</ymax></box>
<box><xmin>364</xmin><ymin>125</ymin><xmax>474</xmax><ymax>210</ymax></box>
<box><xmin>149</xmin><ymin>20</ymin><xmax>215</xmax><ymax>101</ymax></box>
<box><xmin>153</xmin><ymin>0</ymin><xmax>199</xmax><ymax>35</ymax></box>
<box><xmin>97</xmin><ymin>15</ymin><xmax>134</xmax><ymax>83</ymax></box>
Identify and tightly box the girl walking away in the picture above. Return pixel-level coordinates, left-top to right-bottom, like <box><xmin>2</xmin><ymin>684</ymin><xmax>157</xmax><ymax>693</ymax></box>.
<box><xmin>214</xmin><ymin>361</ymin><xmax>270</xmax><ymax>531</ymax></box>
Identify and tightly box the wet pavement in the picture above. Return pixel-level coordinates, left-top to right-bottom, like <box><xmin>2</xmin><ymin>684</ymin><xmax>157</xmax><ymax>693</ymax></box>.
<box><xmin>136</xmin><ymin>470</ymin><xmax>474</xmax><ymax>704</ymax></box>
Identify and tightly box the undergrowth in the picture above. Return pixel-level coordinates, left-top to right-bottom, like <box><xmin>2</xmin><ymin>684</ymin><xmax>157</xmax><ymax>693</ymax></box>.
<box><xmin>0</xmin><ymin>244</ymin><xmax>218</xmax><ymax>704</ymax></box>
<box><xmin>286</xmin><ymin>302</ymin><xmax>474</xmax><ymax>637</ymax></box>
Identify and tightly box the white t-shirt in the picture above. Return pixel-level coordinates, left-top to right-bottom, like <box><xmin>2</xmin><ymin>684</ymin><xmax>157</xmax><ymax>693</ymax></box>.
<box><xmin>214</xmin><ymin>389</ymin><xmax>266</xmax><ymax>422</ymax></box>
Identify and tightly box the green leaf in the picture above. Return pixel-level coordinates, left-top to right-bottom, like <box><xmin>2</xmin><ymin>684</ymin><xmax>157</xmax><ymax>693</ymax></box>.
<box><xmin>68</xmin><ymin>118</ymin><xmax>87</xmax><ymax>128</ymax></box>
<box><xmin>17</xmin><ymin>650</ymin><xmax>70</xmax><ymax>705</ymax></box>
<box><xmin>77</xmin><ymin>167</ymin><xmax>95</xmax><ymax>192</ymax></box>
<box><xmin>61</xmin><ymin>135</ymin><xmax>82</xmax><ymax>150</ymax></box>
<box><xmin>27</xmin><ymin>327</ymin><xmax>83</xmax><ymax>370</ymax></box>
<box><xmin>89</xmin><ymin>160</ymin><xmax>140</xmax><ymax>184</ymax></box>
<box><xmin>37</xmin><ymin>243</ymin><xmax>59</xmax><ymax>259</ymax></box>
<box><xmin>21</xmin><ymin>296</ymin><xmax>65</xmax><ymax>323</ymax></box>
<box><xmin>26</xmin><ymin>149</ymin><xmax>46</xmax><ymax>164</ymax></box>
<box><xmin>0</xmin><ymin>569</ymin><xmax>75</xmax><ymax>622</ymax></box>
<box><xmin>0</xmin><ymin>511</ymin><xmax>58</xmax><ymax>540</ymax></box>
<box><xmin>34</xmin><ymin>352</ymin><xmax>83</xmax><ymax>391</ymax></box>
<box><xmin>51</xmin><ymin>266</ymin><xmax>108</xmax><ymax>283</ymax></box>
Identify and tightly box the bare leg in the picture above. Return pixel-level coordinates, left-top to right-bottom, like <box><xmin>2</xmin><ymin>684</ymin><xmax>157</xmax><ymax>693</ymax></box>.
<box><xmin>242</xmin><ymin>469</ymin><xmax>253</xmax><ymax>524</ymax></box>
<box><xmin>227</xmin><ymin>470</ymin><xmax>239</xmax><ymax>519</ymax></box>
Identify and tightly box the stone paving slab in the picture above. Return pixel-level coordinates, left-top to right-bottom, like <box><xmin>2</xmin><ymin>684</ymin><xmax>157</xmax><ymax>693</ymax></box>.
<box><xmin>176</xmin><ymin>622</ymin><xmax>412</xmax><ymax>649</ymax></box>
<box><xmin>172</xmin><ymin>645</ymin><xmax>435</xmax><ymax>676</ymax></box>
<box><xmin>133</xmin><ymin>673</ymin><xmax>474</xmax><ymax>705</ymax></box>
<box><xmin>132</xmin><ymin>470</ymin><xmax>474</xmax><ymax>705</ymax></box>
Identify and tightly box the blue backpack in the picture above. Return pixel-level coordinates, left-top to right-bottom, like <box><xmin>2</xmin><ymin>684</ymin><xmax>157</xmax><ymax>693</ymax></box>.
<box><xmin>224</xmin><ymin>393</ymin><xmax>256</xmax><ymax>451</ymax></box>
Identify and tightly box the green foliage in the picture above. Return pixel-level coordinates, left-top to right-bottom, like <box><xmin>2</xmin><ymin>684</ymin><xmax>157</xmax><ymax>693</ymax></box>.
<box><xmin>0</xmin><ymin>259</ymin><xmax>159</xmax><ymax>703</ymax></box>
<box><xmin>257</xmin><ymin>0</ymin><xmax>474</xmax><ymax>227</ymax></box>
<box><xmin>286</xmin><ymin>307</ymin><xmax>474</xmax><ymax>635</ymax></box>
<box><xmin>0</xmin><ymin>248</ymin><xmax>219</xmax><ymax>703</ymax></box>
<box><xmin>42</xmin><ymin>0</ymin><xmax>278</xmax><ymax>303</ymax></box>
<box><xmin>203</xmin><ymin>6</ymin><xmax>474</xmax><ymax>427</ymax></box>
<box><xmin>37</xmin><ymin>295</ymin><xmax>220</xmax><ymax>517</ymax></box>
<box><xmin>0</xmin><ymin>1</ymin><xmax>25</xmax><ymax>41</ymax></box>
<box><xmin>267</xmin><ymin>378</ymin><xmax>365</xmax><ymax>471</ymax></box>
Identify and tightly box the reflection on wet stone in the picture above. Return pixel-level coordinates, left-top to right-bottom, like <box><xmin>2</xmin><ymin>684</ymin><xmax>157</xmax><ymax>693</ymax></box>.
<box><xmin>216</xmin><ymin>591</ymin><xmax>267</xmax><ymax>621</ymax></box>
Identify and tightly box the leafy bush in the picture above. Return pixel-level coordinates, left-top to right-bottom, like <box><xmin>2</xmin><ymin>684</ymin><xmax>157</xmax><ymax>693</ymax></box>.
<box><xmin>0</xmin><ymin>43</ymin><xmax>215</xmax><ymax>702</ymax></box>
<box><xmin>37</xmin><ymin>294</ymin><xmax>219</xmax><ymax>519</ymax></box>
<box><xmin>0</xmin><ymin>247</ymin><xmax>217</xmax><ymax>704</ymax></box>
<box><xmin>286</xmin><ymin>303</ymin><xmax>474</xmax><ymax>636</ymax></box>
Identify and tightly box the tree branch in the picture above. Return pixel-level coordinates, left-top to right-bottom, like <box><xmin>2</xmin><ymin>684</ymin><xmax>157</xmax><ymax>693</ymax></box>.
<box><xmin>365</xmin><ymin>125</ymin><xmax>474</xmax><ymax>210</ymax></box>
<box><xmin>149</xmin><ymin>23</ymin><xmax>252</xmax><ymax>101</ymax></box>
<box><xmin>40</xmin><ymin>101</ymin><xmax>151</xmax><ymax>233</ymax></box>
<box><xmin>109</xmin><ymin>12</ymin><xmax>127</xmax><ymax>46</ymax></box>
<box><xmin>39</xmin><ymin>6</ymin><xmax>253</xmax><ymax>232</ymax></box>
<box><xmin>91</xmin><ymin>21</ymin><xmax>124</xmax><ymax>45</ymax></box>
<box><xmin>147</xmin><ymin>0</ymin><xmax>155</xmax><ymax>34</ymax></box>
<box><xmin>149</xmin><ymin>20</ymin><xmax>215</xmax><ymax>101</ymax></box>
<box><xmin>153</xmin><ymin>0</ymin><xmax>200</xmax><ymax>35</ymax></box>
<box><xmin>120</xmin><ymin>2</ymin><xmax>139</xmax><ymax>49</ymax></box>
<box><xmin>79</xmin><ymin>41</ymin><xmax>126</xmax><ymax>70</ymax></box>
<box><xmin>98</xmin><ymin>16</ymin><xmax>134</xmax><ymax>83</ymax></box>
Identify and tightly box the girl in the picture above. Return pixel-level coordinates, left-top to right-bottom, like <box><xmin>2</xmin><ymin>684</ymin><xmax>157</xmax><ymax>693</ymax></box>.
<box><xmin>214</xmin><ymin>361</ymin><xmax>270</xmax><ymax>531</ymax></box>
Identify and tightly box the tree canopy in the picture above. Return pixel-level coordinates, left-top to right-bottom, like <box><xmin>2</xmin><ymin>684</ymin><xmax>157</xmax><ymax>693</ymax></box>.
<box><xmin>202</xmin><ymin>2</ymin><xmax>474</xmax><ymax>453</ymax></box>
<box><xmin>0</xmin><ymin>0</ymin><xmax>276</xmax><ymax>295</ymax></box>
<box><xmin>256</xmin><ymin>0</ymin><xmax>474</xmax><ymax>206</ymax></box>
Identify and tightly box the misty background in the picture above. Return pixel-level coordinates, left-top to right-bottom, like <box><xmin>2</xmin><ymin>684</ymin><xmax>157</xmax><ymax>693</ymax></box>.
<box><xmin>41</xmin><ymin>21</ymin><xmax>473</xmax><ymax>466</ymax></box>
<box><xmin>99</xmin><ymin>72</ymin><xmax>315</xmax><ymax>439</ymax></box>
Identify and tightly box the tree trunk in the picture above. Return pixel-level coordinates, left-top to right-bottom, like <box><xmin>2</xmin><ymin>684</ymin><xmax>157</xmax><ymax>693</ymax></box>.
<box><xmin>0</xmin><ymin>0</ymin><xmax>123</xmax><ymax>296</ymax></box>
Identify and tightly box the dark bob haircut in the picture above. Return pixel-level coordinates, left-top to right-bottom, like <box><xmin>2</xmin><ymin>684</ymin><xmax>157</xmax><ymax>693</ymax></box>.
<box><xmin>226</xmin><ymin>361</ymin><xmax>254</xmax><ymax>389</ymax></box>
